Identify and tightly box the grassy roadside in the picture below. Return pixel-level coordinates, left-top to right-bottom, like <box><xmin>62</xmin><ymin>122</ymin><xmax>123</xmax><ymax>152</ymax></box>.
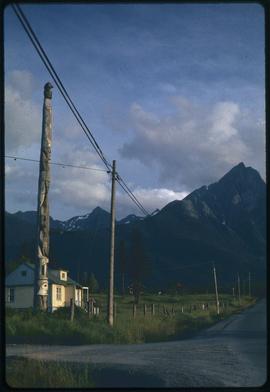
<box><xmin>6</xmin><ymin>294</ymin><xmax>256</xmax><ymax>345</ymax></box>
<box><xmin>6</xmin><ymin>357</ymin><xmax>95</xmax><ymax>388</ymax></box>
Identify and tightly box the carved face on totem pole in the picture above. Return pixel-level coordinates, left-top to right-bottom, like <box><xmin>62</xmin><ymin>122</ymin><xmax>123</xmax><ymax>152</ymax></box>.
<box><xmin>44</xmin><ymin>82</ymin><xmax>53</xmax><ymax>99</ymax></box>
<box><xmin>37</xmin><ymin>280</ymin><xmax>48</xmax><ymax>296</ymax></box>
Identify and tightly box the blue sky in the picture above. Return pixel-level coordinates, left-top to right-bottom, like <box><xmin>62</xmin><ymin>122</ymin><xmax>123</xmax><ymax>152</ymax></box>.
<box><xmin>4</xmin><ymin>3</ymin><xmax>265</xmax><ymax>219</ymax></box>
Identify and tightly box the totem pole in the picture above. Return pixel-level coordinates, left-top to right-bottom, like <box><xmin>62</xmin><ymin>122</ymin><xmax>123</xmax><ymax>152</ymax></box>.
<box><xmin>34</xmin><ymin>82</ymin><xmax>53</xmax><ymax>311</ymax></box>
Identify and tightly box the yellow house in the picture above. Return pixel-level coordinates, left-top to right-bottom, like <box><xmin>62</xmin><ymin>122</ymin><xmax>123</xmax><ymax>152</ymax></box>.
<box><xmin>5</xmin><ymin>262</ymin><xmax>89</xmax><ymax>312</ymax></box>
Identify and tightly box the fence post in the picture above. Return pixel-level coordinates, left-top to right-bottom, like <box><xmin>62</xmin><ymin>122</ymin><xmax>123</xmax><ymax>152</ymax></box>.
<box><xmin>151</xmin><ymin>304</ymin><xmax>155</xmax><ymax>316</ymax></box>
<box><xmin>91</xmin><ymin>300</ymin><xmax>94</xmax><ymax>315</ymax></box>
<box><xmin>133</xmin><ymin>304</ymin><xmax>136</xmax><ymax>318</ymax></box>
<box><xmin>114</xmin><ymin>302</ymin><xmax>117</xmax><ymax>321</ymax></box>
<box><xmin>87</xmin><ymin>300</ymin><xmax>91</xmax><ymax>319</ymax></box>
<box><xmin>181</xmin><ymin>305</ymin><xmax>184</xmax><ymax>313</ymax></box>
<box><xmin>70</xmin><ymin>298</ymin><xmax>74</xmax><ymax>321</ymax></box>
<box><xmin>144</xmin><ymin>304</ymin><xmax>147</xmax><ymax>317</ymax></box>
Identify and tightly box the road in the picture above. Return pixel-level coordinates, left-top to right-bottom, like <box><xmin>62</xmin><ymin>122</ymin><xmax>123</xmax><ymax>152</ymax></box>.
<box><xmin>6</xmin><ymin>299</ymin><xmax>267</xmax><ymax>387</ymax></box>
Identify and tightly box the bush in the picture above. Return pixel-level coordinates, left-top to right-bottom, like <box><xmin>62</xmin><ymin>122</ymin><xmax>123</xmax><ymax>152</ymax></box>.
<box><xmin>6</xmin><ymin>357</ymin><xmax>94</xmax><ymax>388</ymax></box>
<box><xmin>5</xmin><ymin>294</ymin><xmax>256</xmax><ymax>345</ymax></box>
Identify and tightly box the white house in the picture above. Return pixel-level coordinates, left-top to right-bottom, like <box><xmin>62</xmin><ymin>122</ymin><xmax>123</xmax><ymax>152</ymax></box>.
<box><xmin>5</xmin><ymin>262</ymin><xmax>89</xmax><ymax>312</ymax></box>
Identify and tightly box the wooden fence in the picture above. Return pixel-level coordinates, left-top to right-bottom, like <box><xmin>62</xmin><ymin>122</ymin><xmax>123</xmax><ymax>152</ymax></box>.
<box><xmin>69</xmin><ymin>299</ymin><xmax>230</xmax><ymax>321</ymax></box>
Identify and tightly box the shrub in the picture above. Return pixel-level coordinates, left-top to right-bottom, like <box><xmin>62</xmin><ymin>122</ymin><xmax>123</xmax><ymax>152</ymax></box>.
<box><xmin>6</xmin><ymin>357</ymin><xmax>94</xmax><ymax>388</ymax></box>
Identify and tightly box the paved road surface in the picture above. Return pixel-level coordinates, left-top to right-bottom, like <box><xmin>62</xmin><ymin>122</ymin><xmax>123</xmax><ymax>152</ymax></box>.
<box><xmin>6</xmin><ymin>299</ymin><xmax>267</xmax><ymax>387</ymax></box>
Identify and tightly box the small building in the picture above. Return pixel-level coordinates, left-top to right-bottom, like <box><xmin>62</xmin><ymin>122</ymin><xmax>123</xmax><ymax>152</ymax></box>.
<box><xmin>5</xmin><ymin>262</ymin><xmax>89</xmax><ymax>312</ymax></box>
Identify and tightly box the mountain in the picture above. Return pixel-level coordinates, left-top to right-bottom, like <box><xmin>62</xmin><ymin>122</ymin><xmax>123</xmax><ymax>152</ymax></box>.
<box><xmin>62</xmin><ymin>207</ymin><xmax>111</xmax><ymax>231</ymax></box>
<box><xmin>184</xmin><ymin>162</ymin><xmax>266</xmax><ymax>256</ymax></box>
<box><xmin>118</xmin><ymin>214</ymin><xmax>144</xmax><ymax>225</ymax></box>
<box><xmin>11</xmin><ymin>210</ymin><xmax>63</xmax><ymax>230</ymax></box>
<box><xmin>5</xmin><ymin>163</ymin><xmax>266</xmax><ymax>291</ymax></box>
<box><xmin>4</xmin><ymin>207</ymin><xmax>111</xmax><ymax>262</ymax></box>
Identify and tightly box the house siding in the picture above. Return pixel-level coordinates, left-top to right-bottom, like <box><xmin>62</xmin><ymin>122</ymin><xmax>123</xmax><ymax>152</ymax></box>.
<box><xmin>5</xmin><ymin>262</ymin><xmax>83</xmax><ymax>311</ymax></box>
<box><xmin>65</xmin><ymin>285</ymin><xmax>76</xmax><ymax>307</ymax></box>
<box><xmin>5</xmin><ymin>286</ymin><xmax>34</xmax><ymax>308</ymax></box>
<box><xmin>6</xmin><ymin>264</ymin><xmax>34</xmax><ymax>286</ymax></box>
<box><xmin>75</xmin><ymin>288</ymin><xmax>82</xmax><ymax>307</ymax></box>
<box><xmin>51</xmin><ymin>284</ymin><xmax>66</xmax><ymax>309</ymax></box>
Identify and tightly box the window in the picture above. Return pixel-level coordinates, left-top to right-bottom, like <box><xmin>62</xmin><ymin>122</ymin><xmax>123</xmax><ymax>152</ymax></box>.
<box><xmin>56</xmin><ymin>287</ymin><xmax>62</xmax><ymax>301</ymax></box>
<box><xmin>7</xmin><ymin>288</ymin><xmax>15</xmax><ymax>303</ymax></box>
<box><xmin>21</xmin><ymin>270</ymin><xmax>27</xmax><ymax>277</ymax></box>
<box><xmin>61</xmin><ymin>272</ymin><xmax>65</xmax><ymax>279</ymax></box>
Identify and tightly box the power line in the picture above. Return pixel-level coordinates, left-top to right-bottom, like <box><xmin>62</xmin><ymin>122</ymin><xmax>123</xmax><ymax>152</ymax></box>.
<box><xmin>5</xmin><ymin>155</ymin><xmax>108</xmax><ymax>172</ymax></box>
<box><xmin>6</xmin><ymin>155</ymin><xmax>151</xmax><ymax>215</ymax></box>
<box><xmin>11</xmin><ymin>4</ymin><xmax>150</xmax><ymax>217</ymax></box>
<box><xmin>11</xmin><ymin>3</ymin><xmax>111</xmax><ymax>171</ymax></box>
<box><xmin>116</xmin><ymin>174</ymin><xmax>150</xmax><ymax>216</ymax></box>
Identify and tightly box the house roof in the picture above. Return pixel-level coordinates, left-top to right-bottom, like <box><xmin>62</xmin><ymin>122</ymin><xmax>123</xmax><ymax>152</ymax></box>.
<box><xmin>20</xmin><ymin>262</ymin><xmax>82</xmax><ymax>288</ymax></box>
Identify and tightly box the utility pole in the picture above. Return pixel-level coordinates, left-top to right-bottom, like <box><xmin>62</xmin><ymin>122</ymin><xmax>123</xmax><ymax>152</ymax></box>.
<box><xmin>107</xmin><ymin>160</ymin><xmax>116</xmax><ymax>326</ymax></box>
<box><xmin>248</xmin><ymin>272</ymin><xmax>251</xmax><ymax>297</ymax></box>
<box><xmin>242</xmin><ymin>278</ymin><xmax>246</xmax><ymax>296</ymax></box>
<box><xmin>237</xmin><ymin>273</ymin><xmax>241</xmax><ymax>305</ymax></box>
<box><xmin>213</xmin><ymin>263</ymin><xmax>220</xmax><ymax>315</ymax></box>
<box><xmin>34</xmin><ymin>82</ymin><xmax>53</xmax><ymax>311</ymax></box>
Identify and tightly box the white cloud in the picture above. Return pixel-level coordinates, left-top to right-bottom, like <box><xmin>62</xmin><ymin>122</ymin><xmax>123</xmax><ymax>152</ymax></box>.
<box><xmin>158</xmin><ymin>82</ymin><xmax>177</xmax><ymax>94</ymax></box>
<box><xmin>208</xmin><ymin>102</ymin><xmax>239</xmax><ymax>142</ymax></box>
<box><xmin>5</xmin><ymin>70</ymin><xmax>41</xmax><ymax>153</ymax></box>
<box><xmin>6</xmin><ymin>70</ymin><xmax>37</xmax><ymax>98</ymax></box>
<box><xmin>119</xmin><ymin>97</ymin><xmax>264</xmax><ymax>189</ymax></box>
<box><xmin>116</xmin><ymin>186</ymin><xmax>188</xmax><ymax>217</ymax></box>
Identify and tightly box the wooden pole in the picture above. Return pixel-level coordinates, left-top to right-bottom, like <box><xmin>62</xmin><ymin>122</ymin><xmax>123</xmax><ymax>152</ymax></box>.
<box><xmin>91</xmin><ymin>299</ymin><xmax>94</xmax><ymax>315</ymax></box>
<box><xmin>151</xmin><ymin>304</ymin><xmax>155</xmax><ymax>316</ymax></box>
<box><xmin>144</xmin><ymin>304</ymin><xmax>147</xmax><ymax>317</ymax></box>
<box><xmin>133</xmin><ymin>303</ymin><xmax>136</xmax><ymax>318</ymax></box>
<box><xmin>114</xmin><ymin>302</ymin><xmax>117</xmax><ymax>321</ymax></box>
<box><xmin>34</xmin><ymin>82</ymin><xmax>53</xmax><ymax>311</ymax></box>
<box><xmin>213</xmin><ymin>264</ymin><xmax>220</xmax><ymax>315</ymax></box>
<box><xmin>87</xmin><ymin>300</ymin><xmax>91</xmax><ymax>319</ymax></box>
<box><xmin>107</xmin><ymin>160</ymin><xmax>116</xmax><ymax>327</ymax></box>
<box><xmin>238</xmin><ymin>273</ymin><xmax>241</xmax><ymax>305</ymax></box>
<box><xmin>70</xmin><ymin>298</ymin><xmax>74</xmax><ymax>321</ymax></box>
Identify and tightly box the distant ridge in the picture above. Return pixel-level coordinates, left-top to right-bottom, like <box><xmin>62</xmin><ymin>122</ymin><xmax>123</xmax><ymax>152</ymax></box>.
<box><xmin>5</xmin><ymin>163</ymin><xmax>266</xmax><ymax>290</ymax></box>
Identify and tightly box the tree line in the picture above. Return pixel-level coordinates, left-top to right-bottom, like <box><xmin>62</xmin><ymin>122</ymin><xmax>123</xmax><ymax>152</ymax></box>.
<box><xmin>81</xmin><ymin>228</ymin><xmax>151</xmax><ymax>305</ymax></box>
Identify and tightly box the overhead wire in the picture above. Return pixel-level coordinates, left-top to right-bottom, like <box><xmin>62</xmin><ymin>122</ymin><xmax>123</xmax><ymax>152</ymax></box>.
<box><xmin>5</xmin><ymin>155</ymin><xmax>108</xmax><ymax>172</ymax></box>
<box><xmin>11</xmin><ymin>3</ymin><xmax>111</xmax><ymax>172</ymax></box>
<box><xmin>116</xmin><ymin>177</ymin><xmax>150</xmax><ymax>216</ymax></box>
<box><xmin>11</xmin><ymin>3</ymin><xmax>151</xmax><ymax>216</ymax></box>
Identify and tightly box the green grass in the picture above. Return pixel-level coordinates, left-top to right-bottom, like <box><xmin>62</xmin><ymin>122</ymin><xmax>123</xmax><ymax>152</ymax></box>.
<box><xmin>6</xmin><ymin>294</ymin><xmax>256</xmax><ymax>345</ymax></box>
<box><xmin>6</xmin><ymin>357</ymin><xmax>95</xmax><ymax>388</ymax></box>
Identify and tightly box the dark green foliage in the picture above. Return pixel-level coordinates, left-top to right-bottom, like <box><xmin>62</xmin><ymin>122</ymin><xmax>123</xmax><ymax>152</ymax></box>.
<box><xmin>6</xmin><ymin>294</ymin><xmax>255</xmax><ymax>345</ymax></box>
<box><xmin>88</xmin><ymin>273</ymin><xmax>99</xmax><ymax>293</ymax></box>
<box><xmin>6</xmin><ymin>357</ymin><xmax>95</xmax><ymax>388</ymax></box>
<box><xmin>128</xmin><ymin>228</ymin><xmax>152</xmax><ymax>304</ymax></box>
<box><xmin>118</xmin><ymin>239</ymin><xmax>126</xmax><ymax>296</ymax></box>
<box><xmin>5</xmin><ymin>256</ymin><xmax>32</xmax><ymax>275</ymax></box>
